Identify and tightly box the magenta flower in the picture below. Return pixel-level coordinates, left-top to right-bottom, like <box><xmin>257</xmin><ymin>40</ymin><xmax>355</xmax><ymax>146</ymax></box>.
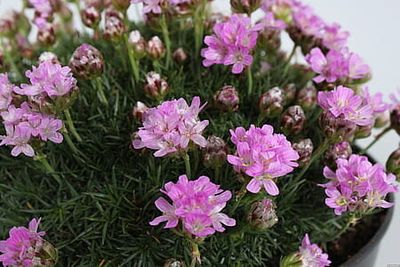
<box><xmin>321</xmin><ymin>23</ymin><xmax>349</xmax><ymax>51</ymax></box>
<box><xmin>133</xmin><ymin>96</ymin><xmax>209</xmax><ymax>157</ymax></box>
<box><xmin>361</xmin><ymin>87</ymin><xmax>388</xmax><ymax>118</ymax></box>
<box><xmin>318</xmin><ymin>86</ymin><xmax>374</xmax><ymax>127</ymax></box>
<box><xmin>201</xmin><ymin>14</ymin><xmax>261</xmax><ymax>74</ymax></box>
<box><xmin>227</xmin><ymin>124</ymin><xmax>299</xmax><ymax>196</ymax></box>
<box><xmin>260</xmin><ymin>12</ymin><xmax>286</xmax><ymax>30</ymax></box>
<box><xmin>292</xmin><ymin>5</ymin><xmax>325</xmax><ymax>37</ymax></box>
<box><xmin>320</xmin><ymin>154</ymin><xmax>398</xmax><ymax>215</ymax></box>
<box><xmin>299</xmin><ymin>234</ymin><xmax>331</xmax><ymax>267</ymax></box>
<box><xmin>0</xmin><ymin>74</ymin><xmax>16</xmax><ymax>111</ymax></box>
<box><xmin>150</xmin><ymin>175</ymin><xmax>236</xmax><ymax>238</ymax></box>
<box><xmin>0</xmin><ymin>218</ymin><xmax>46</xmax><ymax>267</ymax></box>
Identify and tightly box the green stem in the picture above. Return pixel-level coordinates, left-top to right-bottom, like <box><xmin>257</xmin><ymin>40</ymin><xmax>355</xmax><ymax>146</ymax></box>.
<box><xmin>361</xmin><ymin>126</ymin><xmax>391</xmax><ymax>154</ymax></box>
<box><xmin>194</xmin><ymin>0</ymin><xmax>207</xmax><ymax>58</ymax></box>
<box><xmin>95</xmin><ymin>77</ymin><xmax>108</xmax><ymax>106</ymax></box>
<box><xmin>295</xmin><ymin>139</ymin><xmax>330</xmax><ymax>181</ymax></box>
<box><xmin>183</xmin><ymin>153</ymin><xmax>191</xmax><ymax>179</ymax></box>
<box><xmin>63</xmin><ymin>109</ymin><xmax>82</xmax><ymax>142</ymax></box>
<box><xmin>247</xmin><ymin>66</ymin><xmax>253</xmax><ymax>96</ymax></box>
<box><xmin>283</xmin><ymin>45</ymin><xmax>297</xmax><ymax>76</ymax></box>
<box><xmin>125</xmin><ymin>35</ymin><xmax>140</xmax><ymax>83</ymax></box>
<box><xmin>160</xmin><ymin>15</ymin><xmax>171</xmax><ymax>68</ymax></box>
<box><xmin>190</xmin><ymin>242</ymin><xmax>201</xmax><ymax>267</ymax></box>
<box><xmin>1</xmin><ymin>38</ymin><xmax>22</xmax><ymax>80</ymax></box>
<box><xmin>35</xmin><ymin>154</ymin><xmax>62</xmax><ymax>186</ymax></box>
<box><xmin>231</xmin><ymin>182</ymin><xmax>248</xmax><ymax>213</ymax></box>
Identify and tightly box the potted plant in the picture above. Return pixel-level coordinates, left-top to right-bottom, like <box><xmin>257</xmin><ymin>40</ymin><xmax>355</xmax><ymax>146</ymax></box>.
<box><xmin>0</xmin><ymin>0</ymin><xmax>398</xmax><ymax>266</ymax></box>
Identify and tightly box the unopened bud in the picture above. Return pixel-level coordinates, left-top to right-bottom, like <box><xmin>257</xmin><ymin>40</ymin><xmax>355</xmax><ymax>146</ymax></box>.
<box><xmin>214</xmin><ymin>85</ymin><xmax>239</xmax><ymax>112</ymax></box>
<box><xmin>0</xmin><ymin>10</ymin><xmax>18</xmax><ymax>36</ymax></box>
<box><xmin>173</xmin><ymin>48</ymin><xmax>188</xmax><ymax>64</ymax></box>
<box><xmin>230</xmin><ymin>0</ymin><xmax>261</xmax><ymax>15</ymax></box>
<box><xmin>103</xmin><ymin>9</ymin><xmax>126</xmax><ymax>40</ymax></box>
<box><xmin>374</xmin><ymin>110</ymin><xmax>390</xmax><ymax>128</ymax></box>
<box><xmin>203</xmin><ymin>136</ymin><xmax>227</xmax><ymax>168</ymax></box>
<box><xmin>280</xmin><ymin>252</ymin><xmax>302</xmax><ymax>267</ymax></box>
<box><xmin>144</xmin><ymin>72</ymin><xmax>169</xmax><ymax>99</ymax></box>
<box><xmin>386</xmin><ymin>147</ymin><xmax>400</xmax><ymax>181</ymax></box>
<box><xmin>324</xmin><ymin>141</ymin><xmax>352</xmax><ymax>169</ymax></box>
<box><xmin>319</xmin><ymin>111</ymin><xmax>356</xmax><ymax>142</ymax></box>
<box><xmin>281</xmin><ymin>105</ymin><xmax>306</xmax><ymax>135</ymax></box>
<box><xmin>69</xmin><ymin>44</ymin><xmax>105</xmax><ymax>80</ymax></box>
<box><xmin>37</xmin><ymin>240</ymin><xmax>58</xmax><ymax>267</ymax></box>
<box><xmin>390</xmin><ymin>104</ymin><xmax>400</xmax><ymax>135</ymax></box>
<box><xmin>259</xmin><ymin>87</ymin><xmax>284</xmax><ymax>118</ymax></box>
<box><xmin>132</xmin><ymin>101</ymin><xmax>149</xmax><ymax>121</ymax></box>
<box><xmin>147</xmin><ymin>36</ymin><xmax>165</xmax><ymax>59</ymax></box>
<box><xmin>81</xmin><ymin>6</ymin><xmax>101</xmax><ymax>28</ymax></box>
<box><xmin>296</xmin><ymin>83</ymin><xmax>317</xmax><ymax>111</ymax></box>
<box><xmin>37</xmin><ymin>23</ymin><xmax>56</xmax><ymax>45</ymax></box>
<box><xmin>247</xmin><ymin>198</ymin><xmax>278</xmax><ymax>230</ymax></box>
<box><xmin>39</xmin><ymin>51</ymin><xmax>60</xmax><ymax>64</ymax></box>
<box><xmin>128</xmin><ymin>30</ymin><xmax>147</xmax><ymax>58</ymax></box>
<box><xmin>282</xmin><ymin>83</ymin><xmax>297</xmax><ymax>105</ymax></box>
<box><xmin>355</xmin><ymin>124</ymin><xmax>373</xmax><ymax>139</ymax></box>
<box><xmin>16</xmin><ymin>34</ymin><xmax>33</xmax><ymax>59</ymax></box>
<box><xmin>112</xmin><ymin>0</ymin><xmax>130</xmax><ymax>11</ymax></box>
<box><xmin>292</xmin><ymin>139</ymin><xmax>313</xmax><ymax>167</ymax></box>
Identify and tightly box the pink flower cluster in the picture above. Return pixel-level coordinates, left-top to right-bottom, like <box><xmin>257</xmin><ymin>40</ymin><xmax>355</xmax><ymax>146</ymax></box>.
<box><xmin>299</xmin><ymin>234</ymin><xmax>331</xmax><ymax>267</ymax></box>
<box><xmin>201</xmin><ymin>15</ymin><xmax>262</xmax><ymax>74</ymax></box>
<box><xmin>227</xmin><ymin>124</ymin><xmax>299</xmax><ymax>196</ymax></box>
<box><xmin>0</xmin><ymin>218</ymin><xmax>46</xmax><ymax>267</ymax></box>
<box><xmin>131</xmin><ymin>0</ymin><xmax>191</xmax><ymax>15</ymax></box>
<box><xmin>29</xmin><ymin>0</ymin><xmax>53</xmax><ymax>29</ymax></box>
<box><xmin>133</xmin><ymin>96</ymin><xmax>209</xmax><ymax>157</ymax></box>
<box><xmin>306</xmin><ymin>48</ymin><xmax>369</xmax><ymax>84</ymax></box>
<box><xmin>321</xmin><ymin>155</ymin><xmax>398</xmax><ymax>215</ymax></box>
<box><xmin>150</xmin><ymin>175</ymin><xmax>236</xmax><ymax>237</ymax></box>
<box><xmin>318</xmin><ymin>86</ymin><xmax>374</xmax><ymax>127</ymax></box>
<box><xmin>0</xmin><ymin>102</ymin><xmax>63</xmax><ymax>157</ymax></box>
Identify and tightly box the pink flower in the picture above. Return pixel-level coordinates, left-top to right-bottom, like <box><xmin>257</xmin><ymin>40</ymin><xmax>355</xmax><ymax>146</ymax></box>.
<box><xmin>133</xmin><ymin>96</ymin><xmax>209</xmax><ymax>157</ymax></box>
<box><xmin>261</xmin><ymin>12</ymin><xmax>286</xmax><ymax>30</ymax></box>
<box><xmin>318</xmin><ymin>86</ymin><xmax>374</xmax><ymax>127</ymax></box>
<box><xmin>299</xmin><ymin>234</ymin><xmax>331</xmax><ymax>267</ymax></box>
<box><xmin>0</xmin><ymin>74</ymin><xmax>16</xmax><ymax>111</ymax></box>
<box><xmin>201</xmin><ymin>14</ymin><xmax>261</xmax><ymax>74</ymax></box>
<box><xmin>150</xmin><ymin>175</ymin><xmax>236</xmax><ymax>238</ymax></box>
<box><xmin>321</xmin><ymin>23</ymin><xmax>349</xmax><ymax>51</ymax></box>
<box><xmin>227</xmin><ymin>124</ymin><xmax>299</xmax><ymax>196</ymax></box>
<box><xmin>320</xmin><ymin>154</ymin><xmax>398</xmax><ymax>215</ymax></box>
<box><xmin>0</xmin><ymin>218</ymin><xmax>46</xmax><ymax>267</ymax></box>
<box><xmin>361</xmin><ymin>87</ymin><xmax>388</xmax><ymax>117</ymax></box>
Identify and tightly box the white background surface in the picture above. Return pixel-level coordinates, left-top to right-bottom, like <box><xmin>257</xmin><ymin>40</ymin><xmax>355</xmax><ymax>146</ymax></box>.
<box><xmin>0</xmin><ymin>0</ymin><xmax>399</xmax><ymax>265</ymax></box>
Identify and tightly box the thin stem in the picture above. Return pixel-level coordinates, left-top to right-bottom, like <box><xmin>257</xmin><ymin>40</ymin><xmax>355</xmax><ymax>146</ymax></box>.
<box><xmin>95</xmin><ymin>77</ymin><xmax>108</xmax><ymax>106</ymax></box>
<box><xmin>160</xmin><ymin>15</ymin><xmax>171</xmax><ymax>68</ymax></box>
<box><xmin>190</xmin><ymin>242</ymin><xmax>201</xmax><ymax>267</ymax></box>
<box><xmin>231</xmin><ymin>182</ymin><xmax>248</xmax><ymax>213</ymax></box>
<box><xmin>295</xmin><ymin>139</ymin><xmax>330</xmax><ymax>181</ymax></box>
<box><xmin>183</xmin><ymin>153</ymin><xmax>191</xmax><ymax>178</ymax></box>
<box><xmin>247</xmin><ymin>66</ymin><xmax>253</xmax><ymax>96</ymax></box>
<box><xmin>1</xmin><ymin>38</ymin><xmax>22</xmax><ymax>80</ymax></box>
<box><xmin>282</xmin><ymin>45</ymin><xmax>297</xmax><ymax>76</ymax></box>
<box><xmin>194</xmin><ymin>0</ymin><xmax>207</xmax><ymax>58</ymax></box>
<box><xmin>125</xmin><ymin>35</ymin><xmax>140</xmax><ymax>83</ymax></box>
<box><xmin>63</xmin><ymin>109</ymin><xmax>82</xmax><ymax>142</ymax></box>
<box><xmin>361</xmin><ymin>126</ymin><xmax>391</xmax><ymax>154</ymax></box>
<box><xmin>35</xmin><ymin>154</ymin><xmax>62</xmax><ymax>186</ymax></box>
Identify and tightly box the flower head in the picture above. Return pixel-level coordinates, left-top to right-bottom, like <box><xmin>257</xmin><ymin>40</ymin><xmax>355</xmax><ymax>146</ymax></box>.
<box><xmin>150</xmin><ymin>175</ymin><xmax>236</xmax><ymax>237</ymax></box>
<box><xmin>227</xmin><ymin>124</ymin><xmax>299</xmax><ymax>195</ymax></box>
<box><xmin>133</xmin><ymin>97</ymin><xmax>209</xmax><ymax>157</ymax></box>
<box><xmin>299</xmin><ymin>234</ymin><xmax>331</xmax><ymax>267</ymax></box>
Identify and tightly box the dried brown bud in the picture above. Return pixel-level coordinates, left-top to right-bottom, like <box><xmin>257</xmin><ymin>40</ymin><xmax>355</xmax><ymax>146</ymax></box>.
<box><xmin>296</xmin><ymin>83</ymin><xmax>317</xmax><ymax>111</ymax></box>
<box><xmin>103</xmin><ymin>9</ymin><xmax>126</xmax><ymax>40</ymax></box>
<box><xmin>387</xmin><ymin>147</ymin><xmax>400</xmax><ymax>181</ymax></box>
<box><xmin>37</xmin><ymin>23</ymin><xmax>56</xmax><ymax>46</ymax></box>
<box><xmin>281</xmin><ymin>105</ymin><xmax>306</xmax><ymax>135</ymax></box>
<box><xmin>259</xmin><ymin>87</ymin><xmax>284</xmax><ymax>118</ymax></box>
<box><xmin>128</xmin><ymin>30</ymin><xmax>147</xmax><ymax>58</ymax></box>
<box><xmin>203</xmin><ymin>136</ymin><xmax>228</xmax><ymax>168</ymax></box>
<box><xmin>247</xmin><ymin>198</ymin><xmax>278</xmax><ymax>230</ymax></box>
<box><xmin>132</xmin><ymin>101</ymin><xmax>149</xmax><ymax>121</ymax></box>
<box><xmin>81</xmin><ymin>6</ymin><xmax>101</xmax><ymax>29</ymax></box>
<box><xmin>144</xmin><ymin>72</ymin><xmax>169</xmax><ymax>99</ymax></box>
<box><xmin>214</xmin><ymin>85</ymin><xmax>240</xmax><ymax>112</ymax></box>
<box><xmin>147</xmin><ymin>36</ymin><xmax>165</xmax><ymax>59</ymax></box>
<box><xmin>324</xmin><ymin>141</ymin><xmax>352</xmax><ymax>169</ymax></box>
<box><xmin>319</xmin><ymin>111</ymin><xmax>356</xmax><ymax>142</ymax></box>
<box><xmin>173</xmin><ymin>48</ymin><xmax>188</xmax><ymax>63</ymax></box>
<box><xmin>69</xmin><ymin>44</ymin><xmax>105</xmax><ymax>80</ymax></box>
<box><xmin>292</xmin><ymin>139</ymin><xmax>313</xmax><ymax>167</ymax></box>
<box><xmin>230</xmin><ymin>0</ymin><xmax>261</xmax><ymax>15</ymax></box>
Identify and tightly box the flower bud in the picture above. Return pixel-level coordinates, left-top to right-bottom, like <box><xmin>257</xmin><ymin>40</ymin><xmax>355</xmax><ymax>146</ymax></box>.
<box><xmin>16</xmin><ymin>34</ymin><xmax>33</xmax><ymax>59</ymax></box>
<box><xmin>147</xmin><ymin>36</ymin><xmax>165</xmax><ymax>59</ymax></box>
<box><xmin>37</xmin><ymin>23</ymin><xmax>56</xmax><ymax>46</ymax></box>
<box><xmin>319</xmin><ymin>111</ymin><xmax>356</xmax><ymax>142</ymax></box>
<box><xmin>354</xmin><ymin>124</ymin><xmax>373</xmax><ymax>139</ymax></box>
<box><xmin>164</xmin><ymin>259</ymin><xmax>186</xmax><ymax>267</ymax></box>
<box><xmin>282</xmin><ymin>83</ymin><xmax>297</xmax><ymax>105</ymax></box>
<box><xmin>230</xmin><ymin>0</ymin><xmax>261</xmax><ymax>15</ymax></box>
<box><xmin>112</xmin><ymin>0</ymin><xmax>130</xmax><ymax>11</ymax></box>
<box><xmin>144</xmin><ymin>72</ymin><xmax>169</xmax><ymax>99</ymax></box>
<box><xmin>281</xmin><ymin>105</ymin><xmax>306</xmax><ymax>135</ymax></box>
<box><xmin>390</xmin><ymin>104</ymin><xmax>400</xmax><ymax>135</ymax></box>
<box><xmin>128</xmin><ymin>30</ymin><xmax>147</xmax><ymax>58</ymax></box>
<box><xmin>296</xmin><ymin>83</ymin><xmax>317</xmax><ymax>111</ymax></box>
<box><xmin>103</xmin><ymin>9</ymin><xmax>126</xmax><ymax>40</ymax></box>
<box><xmin>0</xmin><ymin>10</ymin><xmax>18</xmax><ymax>36</ymax></box>
<box><xmin>386</xmin><ymin>147</ymin><xmax>400</xmax><ymax>181</ymax></box>
<box><xmin>173</xmin><ymin>48</ymin><xmax>188</xmax><ymax>64</ymax></box>
<box><xmin>280</xmin><ymin>253</ymin><xmax>302</xmax><ymax>267</ymax></box>
<box><xmin>374</xmin><ymin>110</ymin><xmax>390</xmax><ymax>128</ymax></box>
<box><xmin>81</xmin><ymin>6</ymin><xmax>101</xmax><ymax>29</ymax></box>
<box><xmin>292</xmin><ymin>139</ymin><xmax>313</xmax><ymax>167</ymax></box>
<box><xmin>259</xmin><ymin>29</ymin><xmax>281</xmax><ymax>51</ymax></box>
<box><xmin>69</xmin><ymin>44</ymin><xmax>105</xmax><ymax>80</ymax></box>
<box><xmin>259</xmin><ymin>87</ymin><xmax>284</xmax><ymax>118</ymax></box>
<box><xmin>203</xmin><ymin>136</ymin><xmax>228</xmax><ymax>168</ymax></box>
<box><xmin>132</xmin><ymin>101</ymin><xmax>149</xmax><ymax>121</ymax></box>
<box><xmin>247</xmin><ymin>198</ymin><xmax>278</xmax><ymax>230</ymax></box>
<box><xmin>324</xmin><ymin>141</ymin><xmax>352</xmax><ymax>169</ymax></box>
<box><xmin>214</xmin><ymin>85</ymin><xmax>239</xmax><ymax>112</ymax></box>
<box><xmin>39</xmin><ymin>51</ymin><xmax>60</xmax><ymax>64</ymax></box>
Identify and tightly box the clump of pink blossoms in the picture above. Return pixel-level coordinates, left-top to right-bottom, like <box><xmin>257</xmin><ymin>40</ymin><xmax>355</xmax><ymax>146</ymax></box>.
<box><xmin>133</xmin><ymin>96</ymin><xmax>209</xmax><ymax>157</ymax></box>
<box><xmin>318</xmin><ymin>86</ymin><xmax>374</xmax><ymax>127</ymax></box>
<box><xmin>0</xmin><ymin>218</ymin><xmax>46</xmax><ymax>267</ymax></box>
<box><xmin>227</xmin><ymin>124</ymin><xmax>299</xmax><ymax>196</ymax></box>
<box><xmin>298</xmin><ymin>234</ymin><xmax>331</xmax><ymax>267</ymax></box>
<box><xmin>306</xmin><ymin>48</ymin><xmax>369</xmax><ymax>84</ymax></box>
<box><xmin>320</xmin><ymin>154</ymin><xmax>398</xmax><ymax>215</ymax></box>
<box><xmin>149</xmin><ymin>175</ymin><xmax>236</xmax><ymax>237</ymax></box>
<box><xmin>201</xmin><ymin>14</ymin><xmax>262</xmax><ymax>74</ymax></box>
